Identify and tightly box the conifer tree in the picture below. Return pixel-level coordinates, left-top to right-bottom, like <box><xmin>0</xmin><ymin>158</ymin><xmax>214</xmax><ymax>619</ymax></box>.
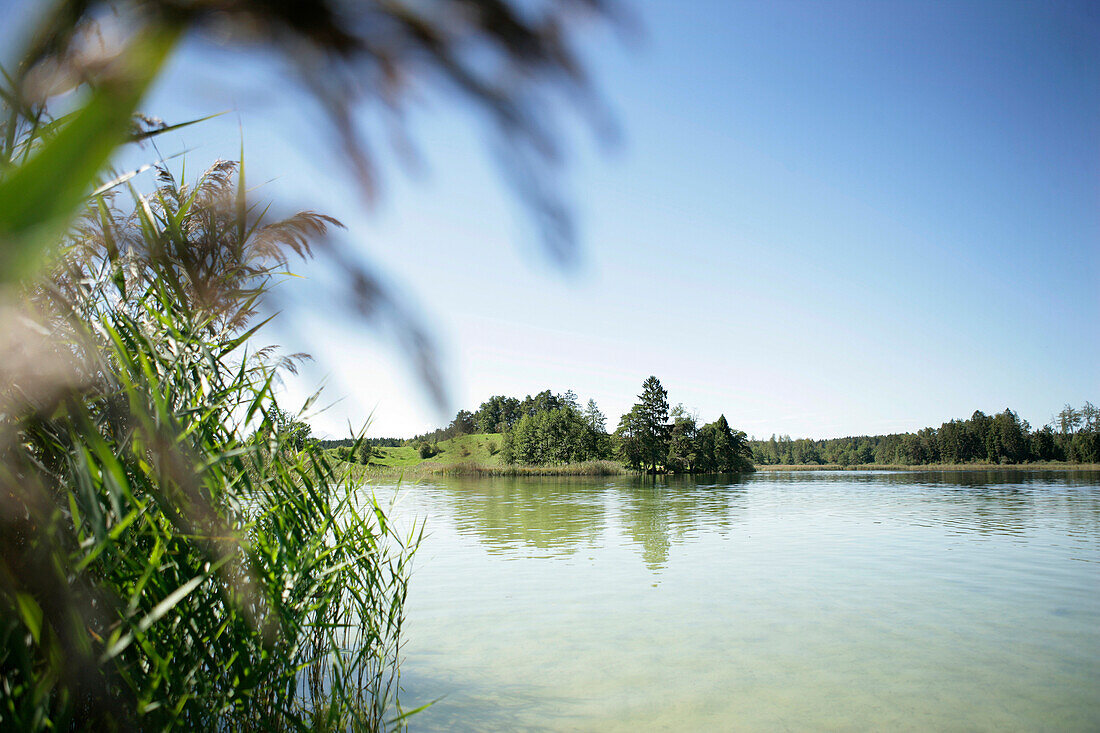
<box><xmin>616</xmin><ymin>376</ymin><xmax>670</xmax><ymax>473</ymax></box>
<box><xmin>584</xmin><ymin>399</ymin><xmax>607</xmax><ymax>432</ymax></box>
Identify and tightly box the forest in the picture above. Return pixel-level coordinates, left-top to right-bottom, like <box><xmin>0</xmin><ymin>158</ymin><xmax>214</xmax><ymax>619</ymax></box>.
<box><xmin>347</xmin><ymin>376</ymin><xmax>755</xmax><ymax>474</ymax></box>
<box><xmin>750</xmin><ymin>404</ymin><xmax>1100</xmax><ymax>466</ymax></box>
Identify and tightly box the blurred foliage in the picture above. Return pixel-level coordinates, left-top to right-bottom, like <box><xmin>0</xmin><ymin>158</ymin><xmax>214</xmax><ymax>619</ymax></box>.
<box><xmin>0</xmin><ymin>160</ymin><xmax>420</xmax><ymax>730</ymax></box>
<box><xmin>1</xmin><ymin>0</ymin><xmax>622</xmax><ymax>413</ymax></box>
<box><xmin>0</xmin><ymin>3</ymin><xmax>620</xmax><ymax>726</ymax></box>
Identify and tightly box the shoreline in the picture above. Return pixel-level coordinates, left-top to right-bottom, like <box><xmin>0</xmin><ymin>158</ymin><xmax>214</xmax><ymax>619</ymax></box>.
<box><xmin>754</xmin><ymin>462</ymin><xmax>1100</xmax><ymax>472</ymax></box>
<box><xmin>342</xmin><ymin>459</ymin><xmax>631</xmax><ymax>478</ymax></box>
<box><xmin>343</xmin><ymin>459</ymin><xmax>1100</xmax><ymax>478</ymax></box>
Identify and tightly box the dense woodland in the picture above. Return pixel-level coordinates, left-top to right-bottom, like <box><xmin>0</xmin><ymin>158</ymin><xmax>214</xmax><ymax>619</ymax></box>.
<box><xmin>614</xmin><ymin>377</ymin><xmax>754</xmax><ymax>474</ymax></box>
<box><xmin>318</xmin><ymin>436</ymin><xmax>404</xmax><ymax>449</ymax></box>
<box><xmin>750</xmin><ymin>403</ymin><xmax>1100</xmax><ymax>465</ymax></box>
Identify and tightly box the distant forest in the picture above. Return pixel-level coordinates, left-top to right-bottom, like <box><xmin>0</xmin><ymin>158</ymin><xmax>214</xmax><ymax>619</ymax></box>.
<box><xmin>320</xmin><ymin>399</ymin><xmax>1099</xmax><ymax>469</ymax></box>
<box><xmin>750</xmin><ymin>403</ymin><xmax>1100</xmax><ymax>466</ymax></box>
<box><xmin>317</xmin><ymin>436</ymin><xmax>404</xmax><ymax>449</ymax></box>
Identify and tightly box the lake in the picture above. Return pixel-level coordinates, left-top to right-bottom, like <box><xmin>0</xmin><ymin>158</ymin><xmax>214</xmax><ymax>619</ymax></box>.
<box><xmin>369</xmin><ymin>470</ymin><xmax>1100</xmax><ymax>731</ymax></box>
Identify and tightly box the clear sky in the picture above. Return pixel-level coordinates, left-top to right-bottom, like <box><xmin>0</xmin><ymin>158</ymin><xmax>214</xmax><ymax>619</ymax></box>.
<box><xmin>8</xmin><ymin>0</ymin><xmax>1098</xmax><ymax>438</ymax></box>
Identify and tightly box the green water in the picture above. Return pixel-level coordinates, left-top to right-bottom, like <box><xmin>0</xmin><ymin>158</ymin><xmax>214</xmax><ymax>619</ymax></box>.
<box><xmin>375</xmin><ymin>470</ymin><xmax>1100</xmax><ymax>731</ymax></box>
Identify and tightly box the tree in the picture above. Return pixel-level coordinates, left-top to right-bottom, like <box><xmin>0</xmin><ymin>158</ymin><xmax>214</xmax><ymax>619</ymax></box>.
<box><xmin>584</xmin><ymin>399</ymin><xmax>607</xmax><ymax>432</ymax></box>
<box><xmin>358</xmin><ymin>441</ymin><xmax>377</xmax><ymax>464</ymax></box>
<box><xmin>707</xmin><ymin>415</ymin><xmax>753</xmax><ymax>472</ymax></box>
<box><xmin>1070</xmin><ymin>429</ymin><xmax>1100</xmax><ymax>463</ymax></box>
<box><xmin>475</xmin><ymin>395</ymin><xmax>523</xmax><ymax>433</ymax></box>
<box><xmin>582</xmin><ymin>399</ymin><xmax>611</xmax><ymax>459</ymax></box>
<box><xmin>937</xmin><ymin>419</ymin><xmax>969</xmax><ymax>463</ymax></box>
<box><xmin>1030</xmin><ymin>425</ymin><xmax>1060</xmax><ymax>461</ymax></box>
<box><xmin>561</xmin><ymin>390</ymin><xmax>581</xmax><ymax>413</ymax></box>
<box><xmin>616</xmin><ymin>376</ymin><xmax>669</xmax><ymax>473</ymax></box>
<box><xmin>614</xmin><ymin>405</ymin><xmax>648</xmax><ymax>470</ymax></box>
<box><xmin>450</xmin><ymin>409</ymin><xmax>476</xmax><ymax>436</ymax></box>
<box><xmin>1057</xmin><ymin>404</ymin><xmax>1082</xmax><ymax>435</ymax></box>
<box><xmin>666</xmin><ymin>406</ymin><xmax>697</xmax><ymax>473</ymax></box>
<box><xmin>989</xmin><ymin>408</ymin><xmax>1030</xmax><ymax>463</ymax></box>
<box><xmin>499</xmin><ymin>395</ymin><xmax>608</xmax><ymax>465</ymax></box>
<box><xmin>522</xmin><ymin>389</ymin><xmax>561</xmax><ymax>417</ymax></box>
<box><xmin>1080</xmin><ymin>402</ymin><xmax>1099</xmax><ymax>431</ymax></box>
<box><xmin>271</xmin><ymin>407</ymin><xmax>312</xmax><ymax>451</ymax></box>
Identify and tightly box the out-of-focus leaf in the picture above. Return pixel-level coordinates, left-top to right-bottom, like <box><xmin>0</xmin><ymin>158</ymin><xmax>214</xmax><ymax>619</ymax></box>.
<box><xmin>0</xmin><ymin>28</ymin><xmax>178</xmax><ymax>285</ymax></box>
<box><xmin>15</xmin><ymin>593</ymin><xmax>44</xmax><ymax>644</ymax></box>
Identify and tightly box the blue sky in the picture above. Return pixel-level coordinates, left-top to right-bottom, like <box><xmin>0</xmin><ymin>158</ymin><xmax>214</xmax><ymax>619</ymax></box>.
<box><xmin>8</xmin><ymin>0</ymin><xmax>1098</xmax><ymax>438</ymax></box>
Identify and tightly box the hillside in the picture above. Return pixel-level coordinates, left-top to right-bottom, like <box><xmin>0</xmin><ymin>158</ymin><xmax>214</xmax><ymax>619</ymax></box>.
<box><xmin>324</xmin><ymin>433</ymin><xmax>630</xmax><ymax>476</ymax></box>
<box><xmin>327</xmin><ymin>433</ymin><xmax>507</xmax><ymax>470</ymax></box>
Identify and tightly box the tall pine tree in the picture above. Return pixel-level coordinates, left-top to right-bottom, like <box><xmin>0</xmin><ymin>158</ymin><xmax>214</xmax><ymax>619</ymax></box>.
<box><xmin>616</xmin><ymin>376</ymin><xmax>670</xmax><ymax>473</ymax></box>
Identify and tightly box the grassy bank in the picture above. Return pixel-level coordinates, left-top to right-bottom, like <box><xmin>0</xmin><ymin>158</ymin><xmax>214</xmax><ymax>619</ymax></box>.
<box><xmin>756</xmin><ymin>462</ymin><xmax>1100</xmax><ymax>472</ymax></box>
<box><xmin>373</xmin><ymin>434</ymin><xmax>506</xmax><ymax>469</ymax></box>
<box><xmin>329</xmin><ymin>434</ymin><xmax>631</xmax><ymax>477</ymax></box>
<box><xmin>383</xmin><ymin>459</ymin><xmax>628</xmax><ymax>477</ymax></box>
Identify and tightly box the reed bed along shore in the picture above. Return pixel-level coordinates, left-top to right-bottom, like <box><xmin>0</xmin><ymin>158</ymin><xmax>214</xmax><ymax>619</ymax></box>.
<box><xmin>0</xmin><ymin>160</ymin><xmax>418</xmax><ymax>731</ymax></box>
<box><xmin>756</xmin><ymin>462</ymin><xmax>1100</xmax><ymax>472</ymax></box>
<box><xmin>346</xmin><ymin>459</ymin><xmax>630</xmax><ymax>478</ymax></box>
<box><xmin>339</xmin><ymin>458</ymin><xmax>1100</xmax><ymax>480</ymax></box>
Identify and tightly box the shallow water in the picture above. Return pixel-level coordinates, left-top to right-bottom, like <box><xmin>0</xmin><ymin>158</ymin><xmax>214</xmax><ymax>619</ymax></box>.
<box><xmin>371</xmin><ymin>470</ymin><xmax>1100</xmax><ymax>731</ymax></box>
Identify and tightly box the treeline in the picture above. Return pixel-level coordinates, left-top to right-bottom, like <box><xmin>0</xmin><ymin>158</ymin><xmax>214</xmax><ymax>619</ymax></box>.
<box><xmin>317</xmin><ymin>436</ymin><xmax>404</xmax><ymax>449</ymax></box>
<box><xmin>615</xmin><ymin>377</ymin><xmax>753</xmax><ymax>473</ymax></box>
<box><xmin>412</xmin><ymin>377</ymin><xmax>754</xmax><ymax>473</ymax></box>
<box><xmin>750</xmin><ymin>403</ymin><xmax>1100</xmax><ymax>466</ymax></box>
<box><xmin>501</xmin><ymin>392</ymin><xmax>612</xmax><ymax>464</ymax></box>
<box><xmin>410</xmin><ymin>389</ymin><xmax>575</xmax><ymax>445</ymax></box>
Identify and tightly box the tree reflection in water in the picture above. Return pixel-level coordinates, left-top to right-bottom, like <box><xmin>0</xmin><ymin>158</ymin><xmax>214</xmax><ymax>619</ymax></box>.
<box><xmin>437</xmin><ymin>474</ymin><xmax>751</xmax><ymax>570</ymax></box>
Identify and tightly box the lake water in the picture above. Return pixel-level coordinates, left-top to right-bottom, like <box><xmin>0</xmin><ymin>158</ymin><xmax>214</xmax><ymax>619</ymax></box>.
<box><xmin>372</xmin><ymin>470</ymin><xmax>1100</xmax><ymax>731</ymax></box>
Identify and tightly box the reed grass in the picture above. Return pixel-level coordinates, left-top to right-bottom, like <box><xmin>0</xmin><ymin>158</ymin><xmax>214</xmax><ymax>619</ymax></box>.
<box><xmin>0</xmin><ymin>162</ymin><xmax>419</xmax><ymax>731</ymax></box>
<box><xmin>1</xmin><ymin>4</ymin><xmax>620</xmax><ymax>728</ymax></box>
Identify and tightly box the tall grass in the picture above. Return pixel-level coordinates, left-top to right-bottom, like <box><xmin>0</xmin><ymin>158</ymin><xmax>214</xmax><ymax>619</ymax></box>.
<box><xmin>0</xmin><ymin>3</ymin><xmax>621</xmax><ymax>727</ymax></box>
<box><xmin>0</xmin><ymin>162</ymin><xmax>419</xmax><ymax>730</ymax></box>
<box><xmin>755</xmin><ymin>462</ymin><xmax>1100</xmax><ymax>472</ymax></box>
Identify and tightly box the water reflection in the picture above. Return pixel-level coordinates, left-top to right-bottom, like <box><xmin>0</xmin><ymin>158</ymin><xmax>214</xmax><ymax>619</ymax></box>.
<box><xmin>611</xmin><ymin>474</ymin><xmax>749</xmax><ymax>570</ymax></box>
<box><xmin>752</xmin><ymin>469</ymin><xmax>1100</xmax><ymax>540</ymax></box>
<box><xmin>755</xmin><ymin>468</ymin><xmax>1100</xmax><ymax>489</ymax></box>
<box><xmin>393</xmin><ymin>470</ymin><xmax>1100</xmax><ymax>732</ymax></box>
<box><xmin>441</xmin><ymin>476</ymin><xmax>607</xmax><ymax>557</ymax></box>
<box><xmin>431</xmin><ymin>473</ymin><xmax>751</xmax><ymax>569</ymax></box>
<box><xmin>417</xmin><ymin>470</ymin><xmax>1100</xmax><ymax>567</ymax></box>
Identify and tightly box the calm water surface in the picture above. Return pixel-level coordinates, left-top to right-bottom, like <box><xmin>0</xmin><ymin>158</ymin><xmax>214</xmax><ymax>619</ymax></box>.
<box><xmin>368</xmin><ymin>470</ymin><xmax>1100</xmax><ymax>731</ymax></box>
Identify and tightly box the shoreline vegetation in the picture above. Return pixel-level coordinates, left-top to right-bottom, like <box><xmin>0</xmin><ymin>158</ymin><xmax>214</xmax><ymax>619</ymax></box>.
<box><xmin>352</xmin><ymin>459</ymin><xmax>630</xmax><ymax>478</ymax></box>
<box><xmin>356</xmin><ymin>461</ymin><xmax>1100</xmax><ymax>478</ymax></box>
<box><xmin>322</xmin><ymin>432</ymin><xmax>1100</xmax><ymax>479</ymax></box>
<box><xmin>755</xmin><ymin>462</ymin><xmax>1100</xmax><ymax>472</ymax></box>
<box><xmin>1</xmin><ymin>159</ymin><xmax>417</xmax><ymax>729</ymax></box>
<box><xmin>324</xmin><ymin>377</ymin><xmax>757</xmax><ymax>476</ymax></box>
<box><xmin>320</xmin><ymin>400</ymin><xmax>1100</xmax><ymax>478</ymax></box>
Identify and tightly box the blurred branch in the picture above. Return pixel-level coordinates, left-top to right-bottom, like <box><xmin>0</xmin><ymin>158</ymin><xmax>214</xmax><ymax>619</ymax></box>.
<box><xmin>2</xmin><ymin>0</ymin><xmax>626</xmax><ymax>413</ymax></box>
<box><xmin>12</xmin><ymin>0</ymin><xmax>624</xmax><ymax>266</ymax></box>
